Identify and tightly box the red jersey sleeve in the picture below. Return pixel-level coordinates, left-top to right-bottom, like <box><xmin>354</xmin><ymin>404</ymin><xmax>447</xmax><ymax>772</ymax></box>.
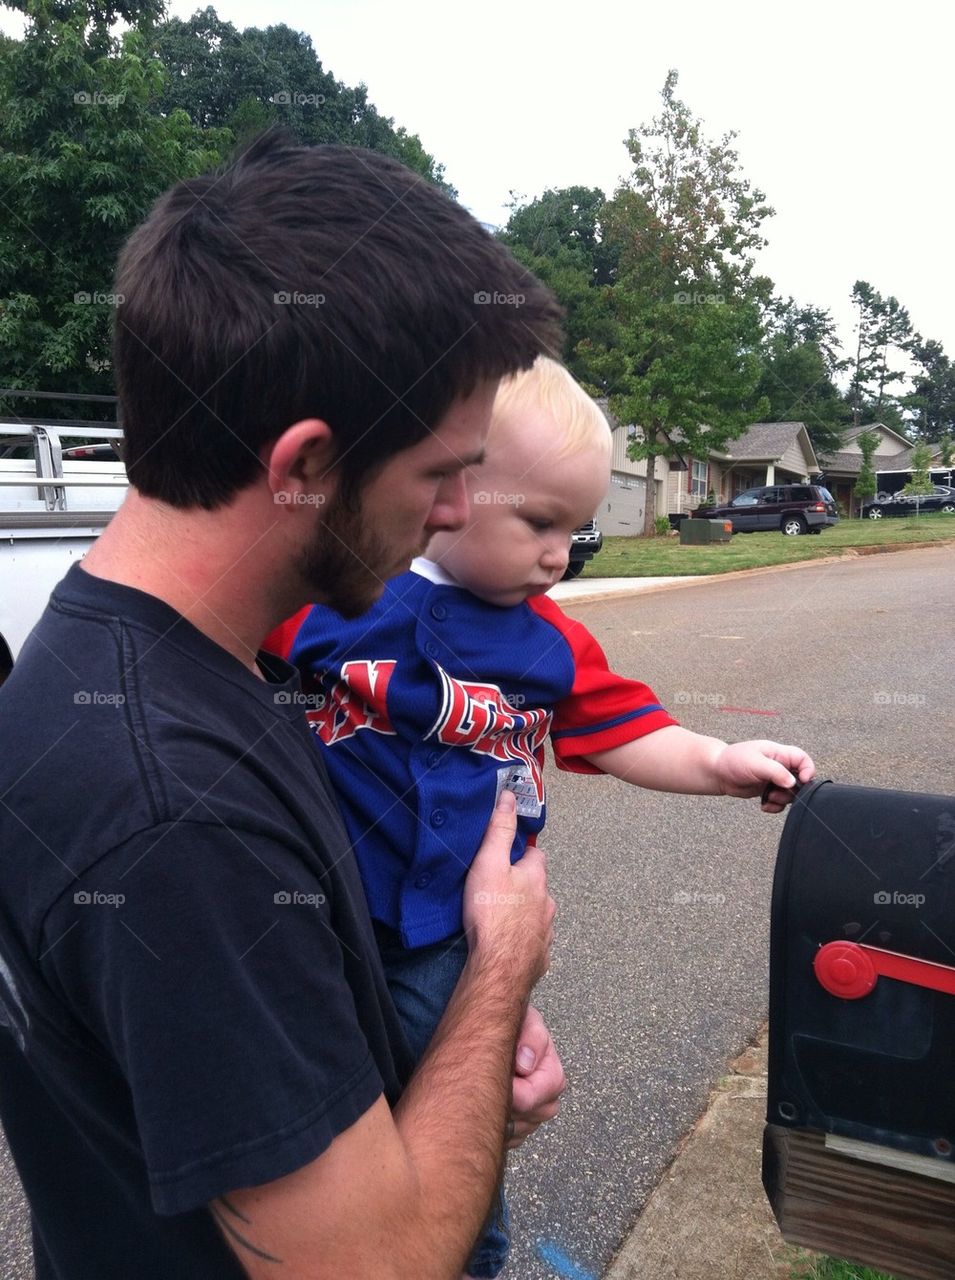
<box><xmin>262</xmin><ymin>606</ymin><xmax>312</xmax><ymax>661</ymax></box>
<box><xmin>528</xmin><ymin>594</ymin><xmax>679</xmax><ymax>775</ymax></box>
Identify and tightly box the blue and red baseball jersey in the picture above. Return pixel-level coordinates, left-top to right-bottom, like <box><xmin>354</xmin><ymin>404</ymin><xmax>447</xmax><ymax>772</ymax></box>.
<box><xmin>271</xmin><ymin>560</ymin><xmax>677</xmax><ymax>947</ymax></box>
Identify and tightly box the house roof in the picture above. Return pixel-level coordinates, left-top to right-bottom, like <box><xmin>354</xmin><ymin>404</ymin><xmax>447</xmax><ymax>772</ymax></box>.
<box><xmin>720</xmin><ymin>422</ymin><xmax>812</xmax><ymax>463</ymax></box>
<box><xmin>820</xmin><ymin>445</ymin><xmax>943</xmax><ymax>476</ymax></box>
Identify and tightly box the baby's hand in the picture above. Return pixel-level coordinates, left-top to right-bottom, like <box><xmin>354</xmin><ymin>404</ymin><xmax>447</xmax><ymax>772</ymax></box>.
<box><xmin>712</xmin><ymin>740</ymin><xmax>815</xmax><ymax>813</ymax></box>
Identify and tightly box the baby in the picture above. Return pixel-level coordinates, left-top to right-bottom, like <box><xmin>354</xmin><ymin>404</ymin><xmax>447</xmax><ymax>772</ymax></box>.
<box><xmin>273</xmin><ymin>357</ymin><xmax>815</xmax><ymax>1278</ymax></box>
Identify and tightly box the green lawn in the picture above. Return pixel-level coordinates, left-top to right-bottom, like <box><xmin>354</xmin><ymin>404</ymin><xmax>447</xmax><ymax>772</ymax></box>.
<box><xmin>788</xmin><ymin>1254</ymin><xmax>897</xmax><ymax>1280</ymax></box>
<box><xmin>582</xmin><ymin>515</ymin><xmax>955</xmax><ymax>578</ymax></box>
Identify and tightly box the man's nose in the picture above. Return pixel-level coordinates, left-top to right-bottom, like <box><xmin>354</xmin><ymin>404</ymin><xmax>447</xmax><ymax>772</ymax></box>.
<box><xmin>426</xmin><ymin>471</ymin><xmax>470</xmax><ymax>534</ymax></box>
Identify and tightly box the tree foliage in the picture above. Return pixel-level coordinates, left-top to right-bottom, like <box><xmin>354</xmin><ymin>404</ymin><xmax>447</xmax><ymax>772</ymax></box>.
<box><xmin>598</xmin><ymin>70</ymin><xmax>773</xmax><ymax>532</ymax></box>
<box><xmin>756</xmin><ymin>297</ymin><xmax>850</xmax><ymax>458</ymax></box>
<box><xmin>0</xmin><ymin>0</ymin><xmax>226</xmax><ymax>415</ymax></box>
<box><xmin>902</xmin><ymin>440</ymin><xmax>935</xmax><ymax>499</ymax></box>
<box><xmin>905</xmin><ymin>338</ymin><xmax>955</xmax><ymax>440</ymax></box>
<box><xmin>0</xmin><ymin>0</ymin><xmax>453</xmax><ymax>414</ymax></box>
<box><xmin>152</xmin><ymin>8</ymin><xmax>452</xmax><ymax>190</ymax></box>
<box><xmin>854</xmin><ymin>427</ymin><xmax>880</xmax><ymax>509</ymax></box>
<box><xmin>849</xmin><ymin>280</ymin><xmax>915</xmax><ymax>429</ymax></box>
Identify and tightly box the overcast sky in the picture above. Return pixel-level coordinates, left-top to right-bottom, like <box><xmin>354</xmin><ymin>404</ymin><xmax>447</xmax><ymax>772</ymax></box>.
<box><xmin>4</xmin><ymin>0</ymin><xmax>953</xmax><ymax>361</ymax></box>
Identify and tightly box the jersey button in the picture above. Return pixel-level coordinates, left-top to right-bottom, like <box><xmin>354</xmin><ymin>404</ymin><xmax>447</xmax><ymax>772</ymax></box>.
<box><xmin>430</xmin><ymin>809</ymin><xmax>447</xmax><ymax>827</ymax></box>
<box><xmin>414</xmin><ymin>873</ymin><xmax>432</xmax><ymax>889</ymax></box>
<box><xmin>424</xmin><ymin>641</ymin><xmax>439</xmax><ymax>657</ymax></box>
<box><xmin>430</xmin><ymin>603</ymin><xmax>448</xmax><ymax>621</ymax></box>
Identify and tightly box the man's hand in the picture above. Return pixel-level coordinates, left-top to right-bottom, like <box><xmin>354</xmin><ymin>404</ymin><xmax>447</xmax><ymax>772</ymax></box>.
<box><xmin>712</xmin><ymin>740</ymin><xmax>815</xmax><ymax>812</ymax></box>
<box><xmin>509</xmin><ymin>1005</ymin><xmax>565</xmax><ymax>1150</ymax></box>
<box><xmin>462</xmin><ymin>790</ymin><xmax>555</xmax><ymax>986</ymax></box>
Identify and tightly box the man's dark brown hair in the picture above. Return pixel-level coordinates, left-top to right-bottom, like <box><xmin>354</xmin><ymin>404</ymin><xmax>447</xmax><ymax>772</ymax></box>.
<box><xmin>113</xmin><ymin>130</ymin><xmax>563</xmax><ymax>509</ymax></box>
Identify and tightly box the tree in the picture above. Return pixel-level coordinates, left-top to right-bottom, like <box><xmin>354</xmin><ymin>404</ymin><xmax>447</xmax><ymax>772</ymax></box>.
<box><xmin>594</xmin><ymin>70</ymin><xmax>773</xmax><ymax>534</ymax></box>
<box><xmin>902</xmin><ymin>440</ymin><xmax>935</xmax><ymax>513</ymax></box>
<box><xmin>848</xmin><ymin>280</ymin><xmax>915</xmax><ymax>430</ymax></box>
<box><xmin>905</xmin><ymin>338</ymin><xmax>955</xmax><ymax>440</ymax></box>
<box><xmin>854</xmin><ymin>428</ymin><xmax>879</xmax><ymax>515</ymax></box>
<box><xmin>756</xmin><ymin>297</ymin><xmax>850</xmax><ymax>458</ymax></box>
<box><xmin>499</xmin><ymin>186</ymin><xmax>618</xmax><ymax>386</ymax></box>
<box><xmin>939</xmin><ymin>432</ymin><xmax>954</xmax><ymax>469</ymax></box>
<box><xmin>0</xmin><ymin>0</ymin><xmax>227</xmax><ymax>414</ymax></box>
<box><xmin>153</xmin><ymin>9</ymin><xmax>453</xmax><ymax>191</ymax></box>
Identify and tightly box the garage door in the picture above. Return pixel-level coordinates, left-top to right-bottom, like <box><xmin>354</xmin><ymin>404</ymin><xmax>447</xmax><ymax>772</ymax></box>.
<box><xmin>601</xmin><ymin>476</ymin><xmax>645</xmax><ymax>534</ymax></box>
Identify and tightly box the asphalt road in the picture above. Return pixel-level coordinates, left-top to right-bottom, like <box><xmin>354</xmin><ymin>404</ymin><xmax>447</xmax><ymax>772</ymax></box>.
<box><xmin>1</xmin><ymin>544</ymin><xmax>953</xmax><ymax>1279</ymax></box>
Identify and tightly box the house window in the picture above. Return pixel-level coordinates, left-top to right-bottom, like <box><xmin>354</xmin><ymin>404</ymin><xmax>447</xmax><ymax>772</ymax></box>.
<box><xmin>690</xmin><ymin>459</ymin><xmax>707</xmax><ymax>497</ymax></box>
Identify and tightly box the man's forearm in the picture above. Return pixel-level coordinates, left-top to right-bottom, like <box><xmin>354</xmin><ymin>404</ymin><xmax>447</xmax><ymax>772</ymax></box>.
<box><xmin>392</xmin><ymin>949</ymin><xmax>528</xmax><ymax>1275</ymax></box>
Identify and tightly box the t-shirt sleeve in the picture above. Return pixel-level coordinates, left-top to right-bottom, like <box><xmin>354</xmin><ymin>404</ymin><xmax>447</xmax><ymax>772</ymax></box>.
<box><xmin>529</xmin><ymin>594</ymin><xmax>679</xmax><ymax>775</ymax></box>
<box><xmin>42</xmin><ymin>823</ymin><xmax>385</xmax><ymax>1216</ymax></box>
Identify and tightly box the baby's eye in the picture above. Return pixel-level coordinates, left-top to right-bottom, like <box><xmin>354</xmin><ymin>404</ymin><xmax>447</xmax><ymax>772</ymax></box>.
<box><xmin>526</xmin><ymin>517</ymin><xmax>553</xmax><ymax>532</ymax></box>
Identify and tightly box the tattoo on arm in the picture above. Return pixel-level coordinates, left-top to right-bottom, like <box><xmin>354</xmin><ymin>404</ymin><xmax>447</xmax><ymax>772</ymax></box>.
<box><xmin>212</xmin><ymin>1197</ymin><xmax>283</xmax><ymax>1265</ymax></box>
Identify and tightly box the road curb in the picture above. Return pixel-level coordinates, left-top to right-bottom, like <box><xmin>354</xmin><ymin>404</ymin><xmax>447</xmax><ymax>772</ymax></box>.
<box><xmin>603</xmin><ymin>1022</ymin><xmax>799</xmax><ymax>1280</ymax></box>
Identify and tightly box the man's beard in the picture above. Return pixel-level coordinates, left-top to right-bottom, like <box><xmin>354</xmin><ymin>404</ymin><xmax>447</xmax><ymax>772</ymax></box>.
<box><xmin>297</xmin><ymin>488</ymin><xmax>414</xmax><ymax>619</ymax></box>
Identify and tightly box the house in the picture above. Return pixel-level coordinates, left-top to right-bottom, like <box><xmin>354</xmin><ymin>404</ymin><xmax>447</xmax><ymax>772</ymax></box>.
<box><xmin>815</xmin><ymin>423</ymin><xmax>949</xmax><ymax>515</ymax></box>
<box><xmin>600</xmin><ymin>410</ymin><xmax>819</xmax><ymax>532</ymax></box>
<box><xmin>599</xmin><ymin>406</ymin><xmax>949</xmax><ymax>530</ymax></box>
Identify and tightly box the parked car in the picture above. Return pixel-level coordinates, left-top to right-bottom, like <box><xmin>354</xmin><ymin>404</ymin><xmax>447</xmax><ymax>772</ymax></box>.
<box><xmin>563</xmin><ymin>516</ymin><xmax>603</xmax><ymax>579</ymax></box>
<box><xmin>692</xmin><ymin>484</ymin><xmax>839</xmax><ymax>535</ymax></box>
<box><xmin>862</xmin><ymin>486</ymin><xmax>955</xmax><ymax>519</ymax></box>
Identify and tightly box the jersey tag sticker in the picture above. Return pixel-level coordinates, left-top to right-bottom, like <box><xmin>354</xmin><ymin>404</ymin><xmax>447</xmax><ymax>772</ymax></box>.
<box><xmin>495</xmin><ymin>763</ymin><xmax>544</xmax><ymax>819</ymax></box>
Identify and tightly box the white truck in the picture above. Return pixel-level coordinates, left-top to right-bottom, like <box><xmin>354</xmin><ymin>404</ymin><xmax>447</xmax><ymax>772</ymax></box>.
<box><xmin>0</xmin><ymin>403</ymin><xmax>127</xmax><ymax>682</ymax></box>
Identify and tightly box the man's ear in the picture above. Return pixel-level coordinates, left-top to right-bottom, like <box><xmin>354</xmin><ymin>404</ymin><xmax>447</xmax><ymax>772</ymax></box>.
<box><xmin>263</xmin><ymin>419</ymin><xmax>337</xmax><ymax>505</ymax></box>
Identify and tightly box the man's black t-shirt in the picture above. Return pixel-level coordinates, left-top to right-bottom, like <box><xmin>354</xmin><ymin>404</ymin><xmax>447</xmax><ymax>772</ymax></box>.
<box><xmin>0</xmin><ymin>565</ymin><xmax>414</xmax><ymax>1278</ymax></box>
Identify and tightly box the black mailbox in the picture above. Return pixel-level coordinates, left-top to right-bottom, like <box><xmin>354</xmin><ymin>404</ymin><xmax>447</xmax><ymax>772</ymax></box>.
<box><xmin>763</xmin><ymin>779</ymin><xmax>955</xmax><ymax>1278</ymax></box>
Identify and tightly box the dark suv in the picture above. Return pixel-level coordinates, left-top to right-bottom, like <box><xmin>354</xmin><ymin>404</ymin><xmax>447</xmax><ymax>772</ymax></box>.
<box><xmin>563</xmin><ymin>517</ymin><xmax>603</xmax><ymax>579</ymax></box>
<box><xmin>692</xmin><ymin>484</ymin><xmax>839</xmax><ymax>535</ymax></box>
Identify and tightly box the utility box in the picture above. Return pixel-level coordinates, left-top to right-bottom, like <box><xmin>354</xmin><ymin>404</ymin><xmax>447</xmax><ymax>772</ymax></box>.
<box><xmin>679</xmin><ymin>518</ymin><xmax>732</xmax><ymax>545</ymax></box>
<box><xmin>764</xmin><ymin>779</ymin><xmax>955</xmax><ymax>1280</ymax></box>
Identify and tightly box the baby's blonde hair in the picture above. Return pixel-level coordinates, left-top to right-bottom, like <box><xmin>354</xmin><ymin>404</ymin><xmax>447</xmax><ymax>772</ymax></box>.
<box><xmin>491</xmin><ymin>357</ymin><xmax>611</xmax><ymax>460</ymax></box>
